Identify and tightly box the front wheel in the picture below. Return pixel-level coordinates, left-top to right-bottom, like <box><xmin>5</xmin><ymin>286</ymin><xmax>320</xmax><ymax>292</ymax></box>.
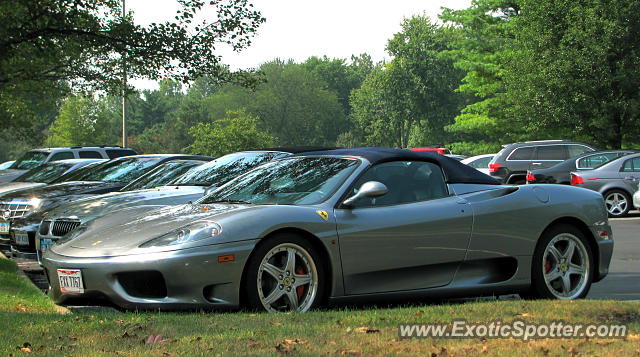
<box><xmin>245</xmin><ymin>234</ymin><xmax>325</xmax><ymax>313</ymax></box>
<box><xmin>529</xmin><ymin>224</ymin><xmax>593</xmax><ymax>299</ymax></box>
<box><xmin>603</xmin><ymin>189</ymin><xmax>631</xmax><ymax>217</ymax></box>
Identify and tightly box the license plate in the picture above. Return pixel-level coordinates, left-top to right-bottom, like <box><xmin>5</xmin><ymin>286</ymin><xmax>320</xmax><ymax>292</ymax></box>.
<box><xmin>57</xmin><ymin>269</ymin><xmax>84</xmax><ymax>293</ymax></box>
<box><xmin>0</xmin><ymin>222</ymin><xmax>9</xmax><ymax>234</ymax></box>
<box><xmin>15</xmin><ymin>232</ymin><xmax>29</xmax><ymax>246</ymax></box>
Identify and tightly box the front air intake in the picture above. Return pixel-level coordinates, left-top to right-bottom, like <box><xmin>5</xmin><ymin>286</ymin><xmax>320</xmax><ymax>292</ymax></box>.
<box><xmin>51</xmin><ymin>220</ymin><xmax>81</xmax><ymax>237</ymax></box>
<box><xmin>116</xmin><ymin>271</ymin><xmax>167</xmax><ymax>298</ymax></box>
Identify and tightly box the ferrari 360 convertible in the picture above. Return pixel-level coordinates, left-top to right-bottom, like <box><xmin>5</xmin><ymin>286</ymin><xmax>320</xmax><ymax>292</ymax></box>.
<box><xmin>41</xmin><ymin>148</ymin><xmax>613</xmax><ymax>312</ymax></box>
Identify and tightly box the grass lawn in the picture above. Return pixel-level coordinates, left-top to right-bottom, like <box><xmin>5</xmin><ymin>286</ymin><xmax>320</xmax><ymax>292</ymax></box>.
<box><xmin>1</xmin><ymin>257</ymin><xmax>638</xmax><ymax>356</ymax></box>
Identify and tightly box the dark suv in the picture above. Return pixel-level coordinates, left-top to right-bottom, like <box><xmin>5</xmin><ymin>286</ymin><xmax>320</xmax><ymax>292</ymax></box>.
<box><xmin>488</xmin><ymin>140</ymin><xmax>597</xmax><ymax>184</ymax></box>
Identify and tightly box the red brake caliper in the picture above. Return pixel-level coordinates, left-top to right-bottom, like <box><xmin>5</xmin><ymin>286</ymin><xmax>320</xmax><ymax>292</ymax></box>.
<box><xmin>296</xmin><ymin>267</ymin><xmax>305</xmax><ymax>298</ymax></box>
<box><xmin>545</xmin><ymin>260</ymin><xmax>551</xmax><ymax>274</ymax></box>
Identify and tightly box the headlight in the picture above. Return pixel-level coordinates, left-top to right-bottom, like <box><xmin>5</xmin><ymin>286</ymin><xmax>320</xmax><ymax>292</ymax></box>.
<box><xmin>29</xmin><ymin>197</ymin><xmax>43</xmax><ymax>213</ymax></box>
<box><xmin>139</xmin><ymin>221</ymin><xmax>222</xmax><ymax>248</ymax></box>
<box><xmin>30</xmin><ymin>197</ymin><xmax>42</xmax><ymax>209</ymax></box>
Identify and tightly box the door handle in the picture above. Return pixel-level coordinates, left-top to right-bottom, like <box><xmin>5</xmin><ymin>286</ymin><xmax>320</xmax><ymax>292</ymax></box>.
<box><xmin>531</xmin><ymin>162</ymin><xmax>542</xmax><ymax>166</ymax></box>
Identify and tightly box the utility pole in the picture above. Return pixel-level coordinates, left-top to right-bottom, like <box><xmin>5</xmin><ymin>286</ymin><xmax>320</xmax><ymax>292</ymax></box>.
<box><xmin>121</xmin><ymin>0</ymin><xmax>127</xmax><ymax>148</ymax></box>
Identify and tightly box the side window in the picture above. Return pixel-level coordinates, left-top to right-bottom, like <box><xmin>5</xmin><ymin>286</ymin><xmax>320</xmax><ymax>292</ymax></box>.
<box><xmin>623</xmin><ymin>158</ymin><xmax>640</xmax><ymax>172</ymax></box>
<box><xmin>106</xmin><ymin>149</ymin><xmax>136</xmax><ymax>159</ymax></box>
<box><xmin>49</xmin><ymin>152</ymin><xmax>75</xmax><ymax>161</ymax></box>
<box><xmin>536</xmin><ymin>145</ymin><xmax>567</xmax><ymax>160</ymax></box>
<box><xmin>351</xmin><ymin>161</ymin><xmax>448</xmax><ymax>208</ymax></box>
<box><xmin>470</xmin><ymin>156</ymin><xmax>492</xmax><ymax>169</ymax></box>
<box><xmin>577</xmin><ymin>153</ymin><xmax>619</xmax><ymax>169</ymax></box>
<box><xmin>508</xmin><ymin>147</ymin><xmax>534</xmax><ymax>160</ymax></box>
<box><xmin>622</xmin><ymin>159</ymin><xmax>635</xmax><ymax>172</ymax></box>
<box><xmin>568</xmin><ymin>145</ymin><xmax>592</xmax><ymax>157</ymax></box>
<box><xmin>79</xmin><ymin>151</ymin><xmax>102</xmax><ymax>159</ymax></box>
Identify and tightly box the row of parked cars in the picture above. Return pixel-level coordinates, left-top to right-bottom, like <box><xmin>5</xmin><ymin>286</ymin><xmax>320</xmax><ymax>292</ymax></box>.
<box><xmin>458</xmin><ymin>140</ymin><xmax>640</xmax><ymax>217</ymax></box>
<box><xmin>0</xmin><ymin>144</ymin><xmax>617</xmax><ymax>312</ymax></box>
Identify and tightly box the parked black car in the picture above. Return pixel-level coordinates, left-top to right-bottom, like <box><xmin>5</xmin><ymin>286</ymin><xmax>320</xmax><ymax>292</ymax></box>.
<box><xmin>488</xmin><ymin>140</ymin><xmax>597</xmax><ymax>184</ymax></box>
<box><xmin>0</xmin><ymin>159</ymin><xmax>105</xmax><ymax>196</ymax></box>
<box><xmin>1</xmin><ymin>154</ymin><xmax>211</xmax><ymax>258</ymax></box>
<box><xmin>526</xmin><ymin>150</ymin><xmax>636</xmax><ymax>185</ymax></box>
<box><xmin>0</xmin><ymin>146</ymin><xmax>137</xmax><ymax>182</ymax></box>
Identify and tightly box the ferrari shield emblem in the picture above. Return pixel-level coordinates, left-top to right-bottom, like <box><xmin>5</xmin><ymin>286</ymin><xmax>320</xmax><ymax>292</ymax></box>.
<box><xmin>316</xmin><ymin>210</ymin><xmax>329</xmax><ymax>221</ymax></box>
<box><xmin>92</xmin><ymin>241</ymin><xmax>102</xmax><ymax>246</ymax></box>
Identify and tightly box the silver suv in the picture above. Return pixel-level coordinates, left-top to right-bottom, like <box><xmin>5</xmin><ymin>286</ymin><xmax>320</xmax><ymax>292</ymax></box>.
<box><xmin>0</xmin><ymin>146</ymin><xmax>137</xmax><ymax>182</ymax></box>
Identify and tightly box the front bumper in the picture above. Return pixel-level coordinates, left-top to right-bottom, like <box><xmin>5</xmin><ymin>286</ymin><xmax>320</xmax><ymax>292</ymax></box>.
<box><xmin>42</xmin><ymin>239</ymin><xmax>258</xmax><ymax>310</ymax></box>
<box><xmin>10</xmin><ymin>221</ymin><xmax>40</xmax><ymax>259</ymax></box>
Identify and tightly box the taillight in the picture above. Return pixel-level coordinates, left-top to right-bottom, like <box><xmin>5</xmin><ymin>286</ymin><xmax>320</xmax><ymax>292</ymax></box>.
<box><xmin>489</xmin><ymin>163</ymin><xmax>501</xmax><ymax>173</ymax></box>
<box><xmin>571</xmin><ymin>174</ymin><xmax>584</xmax><ymax>185</ymax></box>
<box><xmin>526</xmin><ymin>172</ymin><xmax>536</xmax><ymax>182</ymax></box>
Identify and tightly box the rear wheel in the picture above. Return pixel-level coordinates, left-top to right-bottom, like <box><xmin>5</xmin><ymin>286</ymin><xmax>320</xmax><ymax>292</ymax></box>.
<box><xmin>530</xmin><ymin>224</ymin><xmax>593</xmax><ymax>299</ymax></box>
<box><xmin>603</xmin><ymin>190</ymin><xmax>631</xmax><ymax>217</ymax></box>
<box><xmin>245</xmin><ymin>233</ymin><xmax>324</xmax><ymax>313</ymax></box>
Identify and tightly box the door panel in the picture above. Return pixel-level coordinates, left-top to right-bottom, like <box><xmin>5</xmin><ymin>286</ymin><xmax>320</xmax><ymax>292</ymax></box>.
<box><xmin>618</xmin><ymin>157</ymin><xmax>640</xmax><ymax>193</ymax></box>
<box><xmin>528</xmin><ymin>145</ymin><xmax>567</xmax><ymax>170</ymax></box>
<box><xmin>336</xmin><ymin>197</ymin><xmax>472</xmax><ymax>295</ymax></box>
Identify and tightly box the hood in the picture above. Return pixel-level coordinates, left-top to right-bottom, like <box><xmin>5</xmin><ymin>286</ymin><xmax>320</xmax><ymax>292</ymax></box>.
<box><xmin>52</xmin><ymin>203</ymin><xmax>252</xmax><ymax>257</ymax></box>
<box><xmin>0</xmin><ymin>182</ymin><xmax>46</xmax><ymax>196</ymax></box>
<box><xmin>44</xmin><ymin>186</ymin><xmax>206</xmax><ymax>224</ymax></box>
<box><xmin>0</xmin><ymin>181</ymin><xmax>125</xmax><ymax>214</ymax></box>
<box><xmin>0</xmin><ymin>169</ymin><xmax>27</xmax><ymax>183</ymax></box>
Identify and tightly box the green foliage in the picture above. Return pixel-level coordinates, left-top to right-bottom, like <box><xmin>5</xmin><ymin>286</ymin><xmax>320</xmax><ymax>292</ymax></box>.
<box><xmin>505</xmin><ymin>0</ymin><xmax>640</xmax><ymax>148</ymax></box>
<box><xmin>187</xmin><ymin>109</ymin><xmax>275</xmax><ymax>157</ymax></box>
<box><xmin>351</xmin><ymin>16</ymin><xmax>466</xmax><ymax>148</ymax></box>
<box><xmin>0</xmin><ymin>0</ymin><xmax>265</xmax><ymax>92</ymax></box>
<box><xmin>47</xmin><ymin>95</ymin><xmax>119</xmax><ymax>147</ymax></box>
<box><xmin>302</xmin><ymin>54</ymin><xmax>374</xmax><ymax>116</ymax></box>
<box><xmin>440</xmin><ymin>0</ymin><xmax>521</xmax><ymax>147</ymax></box>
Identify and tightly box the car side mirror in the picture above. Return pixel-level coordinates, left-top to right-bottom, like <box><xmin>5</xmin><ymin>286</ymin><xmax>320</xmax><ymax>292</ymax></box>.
<box><xmin>342</xmin><ymin>181</ymin><xmax>388</xmax><ymax>207</ymax></box>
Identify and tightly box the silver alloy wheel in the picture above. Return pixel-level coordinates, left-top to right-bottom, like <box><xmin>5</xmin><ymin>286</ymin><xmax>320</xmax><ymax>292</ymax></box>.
<box><xmin>604</xmin><ymin>192</ymin><xmax>628</xmax><ymax>216</ymax></box>
<box><xmin>542</xmin><ymin>233</ymin><xmax>590</xmax><ymax>299</ymax></box>
<box><xmin>256</xmin><ymin>243</ymin><xmax>318</xmax><ymax>313</ymax></box>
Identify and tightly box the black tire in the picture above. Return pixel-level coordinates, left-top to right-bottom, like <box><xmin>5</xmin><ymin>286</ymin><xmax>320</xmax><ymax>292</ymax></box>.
<box><xmin>603</xmin><ymin>189</ymin><xmax>631</xmax><ymax>218</ymax></box>
<box><xmin>529</xmin><ymin>224</ymin><xmax>593</xmax><ymax>300</ymax></box>
<box><xmin>245</xmin><ymin>233</ymin><xmax>325</xmax><ymax>312</ymax></box>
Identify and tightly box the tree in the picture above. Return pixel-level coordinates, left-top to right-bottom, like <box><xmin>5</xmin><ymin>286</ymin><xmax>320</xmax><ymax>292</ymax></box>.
<box><xmin>440</xmin><ymin>1</ymin><xmax>521</xmax><ymax>154</ymax></box>
<box><xmin>187</xmin><ymin>109</ymin><xmax>274</xmax><ymax>157</ymax></box>
<box><xmin>505</xmin><ymin>0</ymin><xmax>640</xmax><ymax>148</ymax></box>
<box><xmin>47</xmin><ymin>94</ymin><xmax>119</xmax><ymax>146</ymax></box>
<box><xmin>0</xmin><ymin>0</ymin><xmax>265</xmax><ymax>92</ymax></box>
<box><xmin>250</xmin><ymin>61</ymin><xmax>347</xmax><ymax>146</ymax></box>
<box><xmin>302</xmin><ymin>54</ymin><xmax>374</xmax><ymax>116</ymax></box>
<box><xmin>350</xmin><ymin>16</ymin><xmax>465</xmax><ymax>148</ymax></box>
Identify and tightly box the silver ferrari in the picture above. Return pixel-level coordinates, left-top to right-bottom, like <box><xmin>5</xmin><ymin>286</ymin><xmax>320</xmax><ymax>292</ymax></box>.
<box><xmin>42</xmin><ymin>148</ymin><xmax>613</xmax><ymax>312</ymax></box>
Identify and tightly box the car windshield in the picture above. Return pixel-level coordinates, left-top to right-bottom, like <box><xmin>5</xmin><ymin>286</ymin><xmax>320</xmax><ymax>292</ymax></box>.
<box><xmin>52</xmin><ymin>161</ymin><xmax>104</xmax><ymax>183</ymax></box>
<box><xmin>121</xmin><ymin>161</ymin><xmax>205</xmax><ymax>191</ymax></box>
<box><xmin>9</xmin><ymin>151</ymin><xmax>49</xmax><ymax>170</ymax></box>
<box><xmin>171</xmin><ymin>151</ymin><xmax>284</xmax><ymax>187</ymax></box>
<box><xmin>66</xmin><ymin>157</ymin><xmax>161</xmax><ymax>183</ymax></box>
<box><xmin>200</xmin><ymin>157</ymin><xmax>360</xmax><ymax>205</ymax></box>
<box><xmin>14</xmin><ymin>162</ymin><xmax>74</xmax><ymax>183</ymax></box>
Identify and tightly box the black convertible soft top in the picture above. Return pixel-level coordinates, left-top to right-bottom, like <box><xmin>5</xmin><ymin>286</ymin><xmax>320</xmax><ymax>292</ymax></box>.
<box><xmin>299</xmin><ymin>147</ymin><xmax>500</xmax><ymax>185</ymax></box>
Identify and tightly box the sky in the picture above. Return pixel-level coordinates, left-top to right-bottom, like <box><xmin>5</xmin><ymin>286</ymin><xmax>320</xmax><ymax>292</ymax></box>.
<box><xmin>128</xmin><ymin>0</ymin><xmax>471</xmax><ymax>89</ymax></box>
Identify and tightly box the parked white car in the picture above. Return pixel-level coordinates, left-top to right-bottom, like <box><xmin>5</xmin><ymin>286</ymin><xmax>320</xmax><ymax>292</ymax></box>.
<box><xmin>633</xmin><ymin>181</ymin><xmax>640</xmax><ymax>209</ymax></box>
<box><xmin>461</xmin><ymin>154</ymin><xmax>495</xmax><ymax>175</ymax></box>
